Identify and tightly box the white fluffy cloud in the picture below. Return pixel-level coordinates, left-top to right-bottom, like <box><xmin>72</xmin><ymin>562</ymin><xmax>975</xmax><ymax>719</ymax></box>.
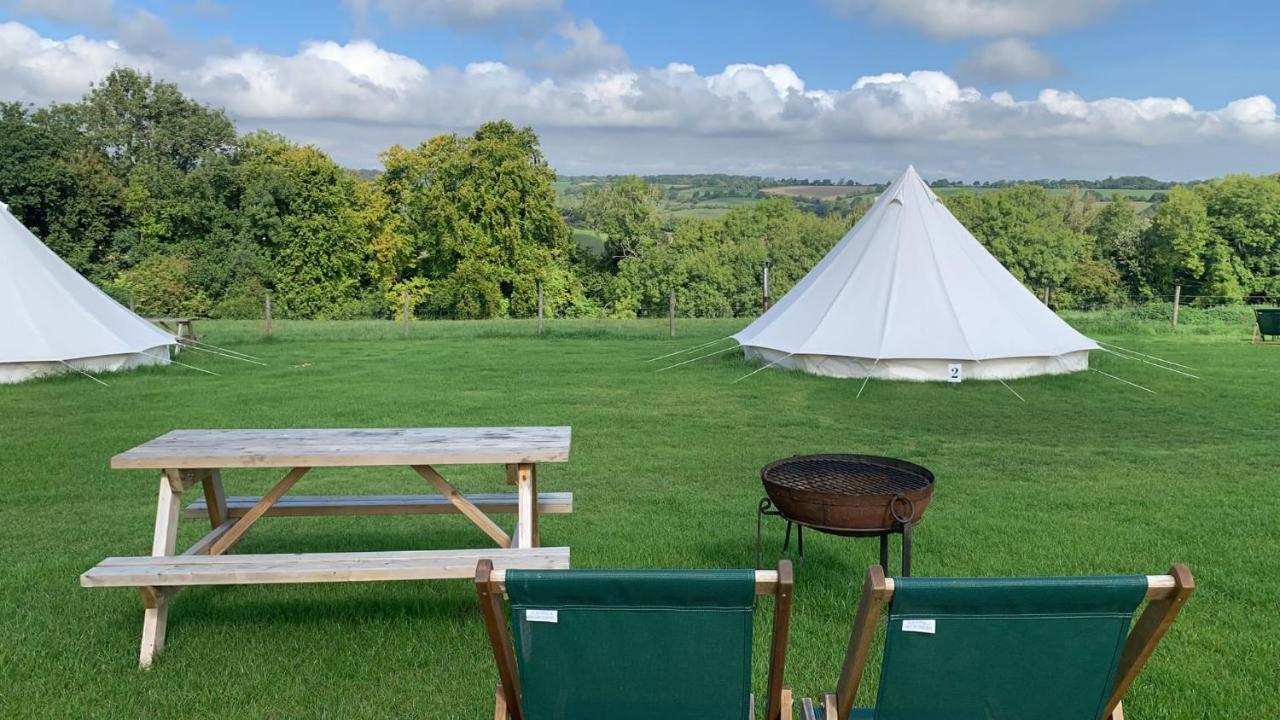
<box><xmin>527</xmin><ymin>19</ymin><xmax>628</xmax><ymax>77</ymax></box>
<box><xmin>828</xmin><ymin>0</ymin><xmax>1132</xmax><ymax>38</ymax></box>
<box><xmin>1</xmin><ymin>20</ymin><xmax>1278</xmax><ymax>179</ymax></box>
<box><xmin>0</xmin><ymin>22</ymin><xmax>157</xmax><ymax>100</ymax></box>
<box><xmin>344</xmin><ymin>0</ymin><xmax>561</xmax><ymax>29</ymax></box>
<box><xmin>959</xmin><ymin>38</ymin><xmax>1057</xmax><ymax>83</ymax></box>
<box><xmin>3</xmin><ymin>0</ymin><xmax>116</xmax><ymax>27</ymax></box>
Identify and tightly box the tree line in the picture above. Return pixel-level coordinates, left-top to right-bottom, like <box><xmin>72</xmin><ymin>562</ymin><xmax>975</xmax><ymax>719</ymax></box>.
<box><xmin>946</xmin><ymin>180</ymin><xmax>1279</xmax><ymax>307</ymax></box>
<box><xmin>2</xmin><ymin>69</ymin><xmax>1276</xmax><ymax>321</ymax></box>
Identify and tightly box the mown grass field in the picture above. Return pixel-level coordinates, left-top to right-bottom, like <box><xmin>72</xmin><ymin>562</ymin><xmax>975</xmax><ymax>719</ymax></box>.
<box><xmin>2</xmin><ymin>312</ymin><xmax>1276</xmax><ymax>718</ymax></box>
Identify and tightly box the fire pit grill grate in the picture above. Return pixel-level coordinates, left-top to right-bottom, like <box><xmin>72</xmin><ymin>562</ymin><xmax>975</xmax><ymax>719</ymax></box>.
<box><xmin>756</xmin><ymin>453</ymin><xmax>936</xmax><ymax>575</ymax></box>
<box><xmin>761</xmin><ymin>455</ymin><xmax>930</xmax><ymax>496</ymax></box>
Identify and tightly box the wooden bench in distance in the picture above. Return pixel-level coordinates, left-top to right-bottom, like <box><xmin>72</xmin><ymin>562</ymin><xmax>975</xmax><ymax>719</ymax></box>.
<box><xmin>81</xmin><ymin>546</ymin><xmax>570</xmax><ymax>587</ymax></box>
<box><xmin>183</xmin><ymin>492</ymin><xmax>573</xmax><ymax>519</ymax></box>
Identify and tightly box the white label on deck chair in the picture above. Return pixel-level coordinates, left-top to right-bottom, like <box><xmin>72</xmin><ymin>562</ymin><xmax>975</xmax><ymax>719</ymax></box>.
<box><xmin>947</xmin><ymin>364</ymin><xmax>962</xmax><ymax>383</ymax></box>
<box><xmin>526</xmin><ymin>609</ymin><xmax>558</xmax><ymax>623</ymax></box>
<box><xmin>902</xmin><ymin>619</ymin><xmax>936</xmax><ymax>634</ymax></box>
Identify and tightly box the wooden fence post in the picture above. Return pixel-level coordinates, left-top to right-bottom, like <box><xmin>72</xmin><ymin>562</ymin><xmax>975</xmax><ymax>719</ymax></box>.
<box><xmin>1172</xmin><ymin>285</ymin><xmax>1181</xmax><ymax>328</ymax></box>
<box><xmin>264</xmin><ymin>291</ymin><xmax>273</xmax><ymax>337</ymax></box>
<box><xmin>537</xmin><ymin>283</ymin><xmax>544</xmax><ymax>336</ymax></box>
<box><xmin>762</xmin><ymin>259</ymin><xmax>771</xmax><ymax>313</ymax></box>
<box><xmin>668</xmin><ymin>289</ymin><xmax>676</xmax><ymax>338</ymax></box>
<box><xmin>402</xmin><ymin>289</ymin><xmax>410</xmax><ymax>337</ymax></box>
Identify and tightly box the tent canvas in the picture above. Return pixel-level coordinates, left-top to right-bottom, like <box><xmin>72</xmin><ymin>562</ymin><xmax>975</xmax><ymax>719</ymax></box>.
<box><xmin>733</xmin><ymin>166</ymin><xmax>1098</xmax><ymax>382</ymax></box>
<box><xmin>0</xmin><ymin>201</ymin><xmax>175</xmax><ymax>384</ymax></box>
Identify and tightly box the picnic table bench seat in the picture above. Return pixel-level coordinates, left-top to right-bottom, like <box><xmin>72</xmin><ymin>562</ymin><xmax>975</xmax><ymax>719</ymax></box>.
<box><xmin>184</xmin><ymin>492</ymin><xmax>573</xmax><ymax>519</ymax></box>
<box><xmin>81</xmin><ymin>547</ymin><xmax>570</xmax><ymax>588</ymax></box>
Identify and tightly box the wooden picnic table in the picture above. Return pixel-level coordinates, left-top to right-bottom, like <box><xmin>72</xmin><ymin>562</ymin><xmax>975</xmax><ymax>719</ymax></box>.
<box><xmin>148</xmin><ymin>316</ymin><xmax>200</xmax><ymax>340</ymax></box>
<box><xmin>82</xmin><ymin>427</ymin><xmax>573</xmax><ymax>668</ymax></box>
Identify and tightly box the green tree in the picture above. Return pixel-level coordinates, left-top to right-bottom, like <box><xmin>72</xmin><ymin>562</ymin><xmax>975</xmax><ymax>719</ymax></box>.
<box><xmin>108</xmin><ymin>254</ymin><xmax>211</xmax><ymax>316</ymax></box>
<box><xmin>1142</xmin><ymin>186</ymin><xmax>1214</xmax><ymax>296</ymax></box>
<box><xmin>376</xmin><ymin>121</ymin><xmax>572</xmax><ymax>319</ymax></box>
<box><xmin>0</xmin><ymin>103</ymin><xmax>125</xmax><ymax>275</ymax></box>
<box><xmin>79</xmin><ymin>68</ymin><xmax>236</xmax><ymax>173</ymax></box>
<box><xmin>582</xmin><ymin>175</ymin><xmax>664</xmax><ymax>265</ymax></box>
<box><xmin>1088</xmin><ymin>195</ymin><xmax>1148</xmax><ymax>299</ymax></box>
<box><xmin>612</xmin><ymin>198</ymin><xmax>848</xmax><ymax>317</ymax></box>
<box><xmin>946</xmin><ymin>185</ymin><xmax>1088</xmax><ymax>301</ymax></box>
<box><xmin>1201</xmin><ymin>174</ymin><xmax>1280</xmax><ymax>297</ymax></box>
<box><xmin>237</xmin><ymin>132</ymin><xmax>368</xmax><ymax>318</ymax></box>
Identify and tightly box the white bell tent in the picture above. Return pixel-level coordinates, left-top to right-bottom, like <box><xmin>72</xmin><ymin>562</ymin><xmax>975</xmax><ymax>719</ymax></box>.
<box><xmin>0</xmin><ymin>201</ymin><xmax>176</xmax><ymax>384</ymax></box>
<box><xmin>733</xmin><ymin>166</ymin><xmax>1098</xmax><ymax>382</ymax></box>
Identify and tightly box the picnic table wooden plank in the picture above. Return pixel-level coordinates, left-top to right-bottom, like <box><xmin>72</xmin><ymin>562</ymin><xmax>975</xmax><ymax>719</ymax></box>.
<box><xmin>111</xmin><ymin>427</ymin><xmax>573</xmax><ymax>469</ymax></box>
<box><xmin>184</xmin><ymin>492</ymin><xmax>575</xmax><ymax>518</ymax></box>
<box><xmin>81</xmin><ymin>547</ymin><xmax>571</xmax><ymax>586</ymax></box>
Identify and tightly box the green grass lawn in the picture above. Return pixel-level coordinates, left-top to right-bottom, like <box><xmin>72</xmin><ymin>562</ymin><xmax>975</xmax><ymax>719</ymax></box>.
<box><xmin>2</xmin><ymin>315</ymin><xmax>1276</xmax><ymax>717</ymax></box>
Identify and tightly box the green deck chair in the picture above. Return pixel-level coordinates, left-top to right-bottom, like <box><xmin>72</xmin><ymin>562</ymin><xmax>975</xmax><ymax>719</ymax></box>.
<box><xmin>806</xmin><ymin>564</ymin><xmax>1194</xmax><ymax>720</ymax></box>
<box><xmin>1254</xmin><ymin>308</ymin><xmax>1280</xmax><ymax>343</ymax></box>
<box><xmin>475</xmin><ymin>559</ymin><xmax>794</xmax><ymax>720</ymax></box>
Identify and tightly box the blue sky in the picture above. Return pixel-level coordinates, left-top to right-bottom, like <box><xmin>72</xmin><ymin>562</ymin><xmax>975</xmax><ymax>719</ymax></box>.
<box><xmin>2</xmin><ymin>0</ymin><xmax>1279</xmax><ymax>179</ymax></box>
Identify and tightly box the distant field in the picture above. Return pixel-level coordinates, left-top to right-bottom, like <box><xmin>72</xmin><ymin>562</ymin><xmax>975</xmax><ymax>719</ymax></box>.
<box><xmin>762</xmin><ymin>185</ymin><xmax>875</xmax><ymax>200</ymax></box>
<box><xmin>669</xmin><ymin>206</ymin><xmax>739</xmax><ymax>220</ymax></box>
<box><xmin>572</xmin><ymin>228</ymin><xmax>605</xmax><ymax>255</ymax></box>
<box><xmin>667</xmin><ymin>196</ymin><xmax>758</xmax><ymax>220</ymax></box>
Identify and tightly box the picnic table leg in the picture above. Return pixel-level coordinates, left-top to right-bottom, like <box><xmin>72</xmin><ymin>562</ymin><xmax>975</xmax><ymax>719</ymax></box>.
<box><xmin>140</xmin><ymin>471</ymin><xmax>182</xmax><ymax>669</ymax></box>
<box><xmin>200</xmin><ymin>469</ymin><xmax>228</xmax><ymax>529</ymax></box>
<box><xmin>511</xmin><ymin>464</ymin><xmax>537</xmax><ymax>548</ymax></box>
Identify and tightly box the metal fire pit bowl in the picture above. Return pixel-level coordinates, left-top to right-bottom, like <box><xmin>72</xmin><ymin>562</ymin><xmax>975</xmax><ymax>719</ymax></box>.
<box><xmin>756</xmin><ymin>454</ymin><xmax>935</xmax><ymax>575</ymax></box>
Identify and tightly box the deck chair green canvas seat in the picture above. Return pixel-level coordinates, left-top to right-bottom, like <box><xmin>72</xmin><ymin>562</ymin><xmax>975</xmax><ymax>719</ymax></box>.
<box><xmin>806</xmin><ymin>564</ymin><xmax>1194</xmax><ymax>720</ymax></box>
<box><xmin>1254</xmin><ymin>308</ymin><xmax>1280</xmax><ymax>343</ymax></box>
<box><xmin>475</xmin><ymin>560</ymin><xmax>794</xmax><ymax>720</ymax></box>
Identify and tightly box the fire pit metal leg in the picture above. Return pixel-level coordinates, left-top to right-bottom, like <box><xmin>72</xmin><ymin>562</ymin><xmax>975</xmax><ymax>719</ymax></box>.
<box><xmin>756</xmin><ymin>498</ymin><xmax>769</xmax><ymax>569</ymax></box>
<box><xmin>879</xmin><ymin>533</ymin><xmax>889</xmax><ymax>573</ymax></box>
<box><xmin>901</xmin><ymin>522</ymin><xmax>912</xmax><ymax>577</ymax></box>
<box><xmin>756</xmin><ymin>497</ymin><xmax>806</xmax><ymax>567</ymax></box>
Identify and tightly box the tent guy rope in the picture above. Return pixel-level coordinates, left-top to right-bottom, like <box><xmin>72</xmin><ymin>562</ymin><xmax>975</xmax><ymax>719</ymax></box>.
<box><xmin>1095</xmin><ymin>338</ymin><xmax>1192</xmax><ymax>366</ymax></box>
<box><xmin>1098</xmin><ymin>347</ymin><xmax>1199</xmax><ymax>379</ymax></box>
<box><xmin>655</xmin><ymin>343</ymin><xmax>741</xmax><ymax>372</ymax></box>
<box><xmin>57</xmin><ymin>361</ymin><xmax>109</xmax><ymax>386</ymax></box>
<box><xmin>178</xmin><ymin>343</ymin><xmax>268</xmax><ymax>366</ymax></box>
<box><xmin>994</xmin><ymin>377</ymin><xmax>1026</xmax><ymax>402</ymax></box>
<box><xmin>730</xmin><ymin>353</ymin><xmax>794</xmax><ymax>384</ymax></box>
<box><xmin>1092</xmin><ymin>368</ymin><xmax>1156</xmax><ymax>395</ymax></box>
<box><xmin>646</xmin><ymin>336</ymin><xmax>733</xmax><ymax>363</ymax></box>
<box><xmin>855</xmin><ymin>358</ymin><xmax>881</xmax><ymax>399</ymax></box>
<box><xmin>142</xmin><ymin>352</ymin><xmax>220</xmax><ymax>376</ymax></box>
<box><xmin>183</xmin><ymin>339</ymin><xmax>262</xmax><ymax>361</ymax></box>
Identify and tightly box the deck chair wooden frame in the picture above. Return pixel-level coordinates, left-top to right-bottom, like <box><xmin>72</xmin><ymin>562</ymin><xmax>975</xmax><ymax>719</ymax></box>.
<box><xmin>810</xmin><ymin>564</ymin><xmax>1194</xmax><ymax>720</ymax></box>
<box><xmin>476</xmin><ymin>559</ymin><xmax>795</xmax><ymax>720</ymax></box>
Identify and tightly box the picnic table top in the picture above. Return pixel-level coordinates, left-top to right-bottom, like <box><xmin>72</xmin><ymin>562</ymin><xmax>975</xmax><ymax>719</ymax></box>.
<box><xmin>111</xmin><ymin>427</ymin><xmax>572</xmax><ymax>470</ymax></box>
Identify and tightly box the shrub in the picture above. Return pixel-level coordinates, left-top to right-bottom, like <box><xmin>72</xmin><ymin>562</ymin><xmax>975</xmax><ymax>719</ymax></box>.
<box><xmin>109</xmin><ymin>255</ymin><xmax>210</xmax><ymax>316</ymax></box>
